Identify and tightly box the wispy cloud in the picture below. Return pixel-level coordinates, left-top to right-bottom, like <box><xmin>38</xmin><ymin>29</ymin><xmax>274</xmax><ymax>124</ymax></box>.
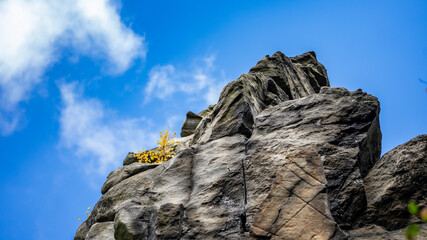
<box><xmin>58</xmin><ymin>82</ymin><xmax>157</xmax><ymax>175</ymax></box>
<box><xmin>144</xmin><ymin>55</ymin><xmax>227</xmax><ymax>105</ymax></box>
<box><xmin>0</xmin><ymin>0</ymin><xmax>145</xmax><ymax>135</ymax></box>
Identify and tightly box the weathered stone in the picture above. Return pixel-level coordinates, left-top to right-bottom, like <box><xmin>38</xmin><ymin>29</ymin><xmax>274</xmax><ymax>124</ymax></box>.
<box><xmin>83</xmin><ymin>147</ymin><xmax>196</xmax><ymax>235</ymax></box>
<box><xmin>155</xmin><ymin>203</ymin><xmax>184</xmax><ymax>239</ymax></box>
<box><xmin>247</xmin><ymin>148</ymin><xmax>341</xmax><ymax>239</ymax></box>
<box><xmin>114</xmin><ymin>201</ymin><xmax>157</xmax><ymax>240</ymax></box>
<box><xmin>191</xmin><ymin>51</ymin><xmax>329</xmax><ymax>144</ymax></box>
<box><xmin>123</xmin><ymin>152</ymin><xmax>138</xmax><ymax>166</ymax></box>
<box><xmin>85</xmin><ymin>222</ymin><xmax>115</xmax><ymax>240</ymax></box>
<box><xmin>180</xmin><ymin>135</ymin><xmax>246</xmax><ymax>239</ymax></box>
<box><xmin>250</xmin><ymin>51</ymin><xmax>329</xmax><ymax>96</ymax></box>
<box><xmin>101</xmin><ymin>162</ymin><xmax>160</xmax><ymax>194</ymax></box>
<box><xmin>75</xmin><ymin>221</ymin><xmax>90</xmax><ymax>240</ymax></box>
<box><xmin>198</xmin><ymin>104</ymin><xmax>215</xmax><ymax>117</ymax></box>
<box><xmin>364</xmin><ymin>134</ymin><xmax>427</xmax><ymax>230</ymax></box>
<box><xmin>77</xmin><ymin>88</ymin><xmax>380</xmax><ymax>239</ymax></box>
<box><xmin>173</xmin><ymin>135</ymin><xmax>193</xmax><ymax>153</ymax></box>
<box><xmin>348</xmin><ymin>224</ymin><xmax>427</xmax><ymax>240</ymax></box>
<box><xmin>245</xmin><ymin>87</ymin><xmax>381</xmax><ymax>230</ymax></box>
<box><xmin>180</xmin><ymin>111</ymin><xmax>203</xmax><ymax>137</ymax></box>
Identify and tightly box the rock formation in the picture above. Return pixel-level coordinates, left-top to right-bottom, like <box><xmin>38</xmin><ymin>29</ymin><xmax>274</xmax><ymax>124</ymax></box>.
<box><xmin>75</xmin><ymin>51</ymin><xmax>426</xmax><ymax>240</ymax></box>
<box><xmin>181</xmin><ymin>111</ymin><xmax>203</xmax><ymax>137</ymax></box>
<box><xmin>363</xmin><ymin>134</ymin><xmax>426</xmax><ymax>230</ymax></box>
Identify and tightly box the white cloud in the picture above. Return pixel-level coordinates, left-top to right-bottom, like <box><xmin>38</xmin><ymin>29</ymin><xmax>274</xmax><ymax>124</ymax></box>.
<box><xmin>59</xmin><ymin>82</ymin><xmax>157</xmax><ymax>175</ymax></box>
<box><xmin>0</xmin><ymin>0</ymin><xmax>145</xmax><ymax>135</ymax></box>
<box><xmin>145</xmin><ymin>65</ymin><xmax>176</xmax><ymax>102</ymax></box>
<box><xmin>144</xmin><ymin>55</ymin><xmax>227</xmax><ymax>105</ymax></box>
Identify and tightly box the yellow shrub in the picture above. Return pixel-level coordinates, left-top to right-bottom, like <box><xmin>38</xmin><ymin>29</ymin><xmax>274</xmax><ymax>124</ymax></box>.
<box><xmin>134</xmin><ymin>129</ymin><xmax>179</xmax><ymax>163</ymax></box>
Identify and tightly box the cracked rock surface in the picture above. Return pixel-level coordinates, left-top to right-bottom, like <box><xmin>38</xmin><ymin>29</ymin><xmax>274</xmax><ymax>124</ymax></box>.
<box><xmin>75</xmin><ymin>51</ymin><xmax>426</xmax><ymax>240</ymax></box>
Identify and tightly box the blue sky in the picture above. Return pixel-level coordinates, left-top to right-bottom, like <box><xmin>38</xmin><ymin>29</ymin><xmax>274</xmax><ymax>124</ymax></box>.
<box><xmin>0</xmin><ymin>0</ymin><xmax>426</xmax><ymax>239</ymax></box>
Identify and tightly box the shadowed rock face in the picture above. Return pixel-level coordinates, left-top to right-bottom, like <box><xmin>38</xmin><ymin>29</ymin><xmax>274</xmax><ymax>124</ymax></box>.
<box><xmin>180</xmin><ymin>111</ymin><xmax>203</xmax><ymax>137</ymax></box>
<box><xmin>245</xmin><ymin>87</ymin><xmax>381</xmax><ymax>232</ymax></box>
<box><xmin>363</xmin><ymin>134</ymin><xmax>427</xmax><ymax>230</ymax></box>
<box><xmin>191</xmin><ymin>51</ymin><xmax>330</xmax><ymax>144</ymax></box>
<box><xmin>75</xmin><ymin>51</ymin><xmax>426</xmax><ymax>240</ymax></box>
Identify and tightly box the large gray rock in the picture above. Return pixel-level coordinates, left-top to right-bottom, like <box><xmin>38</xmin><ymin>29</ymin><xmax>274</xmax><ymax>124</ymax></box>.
<box><xmin>75</xmin><ymin>51</ymin><xmax>425</xmax><ymax>240</ymax></box>
<box><xmin>363</xmin><ymin>134</ymin><xmax>427</xmax><ymax>230</ymax></box>
<box><xmin>244</xmin><ymin>87</ymin><xmax>381</xmax><ymax>232</ymax></box>
<box><xmin>75</xmin><ymin>87</ymin><xmax>380</xmax><ymax>240</ymax></box>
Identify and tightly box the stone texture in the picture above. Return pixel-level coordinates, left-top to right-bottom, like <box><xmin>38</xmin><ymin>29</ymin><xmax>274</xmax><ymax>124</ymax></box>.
<box><xmin>247</xmin><ymin>148</ymin><xmax>342</xmax><ymax>240</ymax></box>
<box><xmin>191</xmin><ymin>51</ymin><xmax>329</xmax><ymax>144</ymax></box>
<box><xmin>198</xmin><ymin>104</ymin><xmax>215</xmax><ymax>117</ymax></box>
<box><xmin>348</xmin><ymin>224</ymin><xmax>427</xmax><ymax>240</ymax></box>
<box><xmin>75</xmin><ymin>221</ymin><xmax>90</xmax><ymax>240</ymax></box>
<box><xmin>75</xmin><ymin>51</ymin><xmax>426</xmax><ymax>240</ymax></box>
<box><xmin>180</xmin><ymin>111</ymin><xmax>203</xmax><ymax>137</ymax></box>
<box><xmin>85</xmin><ymin>222</ymin><xmax>115</xmax><ymax>240</ymax></box>
<box><xmin>363</xmin><ymin>134</ymin><xmax>427</xmax><ymax>230</ymax></box>
<box><xmin>155</xmin><ymin>203</ymin><xmax>184</xmax><ymax>239</ymax></box>
<box><xmin>114</xmin><ymin>201</ymin><xmax>157</xmax><ymax>240</ymax></box>
<box><xmin>76</xmin><ymin>87</ymin><xmax>380</xmax><ymax>240</ymax></box>
<box><xmin>101</xmin><ymin>162</ymin><xmax>160</xmax><ymax>194</ymax></box>
<box><xmin>123</xmin><ymin>152</ymin><xmax>138</xmax><ymax>166</ymax></box>
<box><xmin>245</xmin><ymin>87</ymin><xmax>381</xmax><ymax>231</ymax></box>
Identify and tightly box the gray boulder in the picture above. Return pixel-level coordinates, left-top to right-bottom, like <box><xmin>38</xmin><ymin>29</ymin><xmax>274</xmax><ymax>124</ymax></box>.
<box><xmin>364</xmin><ymin>134</ymin><xmax>427</xmax><ymax>230</ymax></box>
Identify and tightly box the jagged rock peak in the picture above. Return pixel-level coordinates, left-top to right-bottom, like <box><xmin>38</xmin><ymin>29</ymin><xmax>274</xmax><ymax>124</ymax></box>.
<box><xmin>250</xmin><ymin>51</ymin><xmax>329</xmax><ymax>95</ymax></box>
<box><xmin>191</xmin><ymin>51</ymin><xmax>330</xmax><ymax>144</ymax></box>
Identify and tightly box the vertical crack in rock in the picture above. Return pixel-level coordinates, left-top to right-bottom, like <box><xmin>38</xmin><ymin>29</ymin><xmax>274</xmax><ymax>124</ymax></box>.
<box><xmin>240</xmin><ymin>139</ymin><xmax>249</xmax><ymax>235</ymax></box>
<box><xmin>184</xmin><ymin>147</ymin><xmax>196</xmax><ymax>206</ymax></box>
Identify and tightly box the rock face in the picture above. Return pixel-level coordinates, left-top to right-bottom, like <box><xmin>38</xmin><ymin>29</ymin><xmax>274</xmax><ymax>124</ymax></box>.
<box><xmin>75</xmin><ymin>51</ymin><xmax>426</xmax><ymax>240</ymax></box>
<box><xmin>181</xmin><ymin>111</ymin><xmax>203</xmax><ymax>137</ymax></box>
<box><xmin>245</xmin><ymin>87</ymin><xmax>382</xmax><ymax>233</ymax></box>
<box><xmin>363</xmin><ymin>134</ymin><xmax>427</xmax><ymax>230</ymax></box>
<box><xmin>192</xmin><ymin>51</ymin><xmax>329</xmax><ymax>144</ymax></box>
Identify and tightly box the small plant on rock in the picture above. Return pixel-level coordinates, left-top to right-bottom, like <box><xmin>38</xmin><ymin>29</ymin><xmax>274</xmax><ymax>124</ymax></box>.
<box><xmin>134</xmin><ymin>129</ymin><xmax>179</xmax><ymax>163</ymax></box>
